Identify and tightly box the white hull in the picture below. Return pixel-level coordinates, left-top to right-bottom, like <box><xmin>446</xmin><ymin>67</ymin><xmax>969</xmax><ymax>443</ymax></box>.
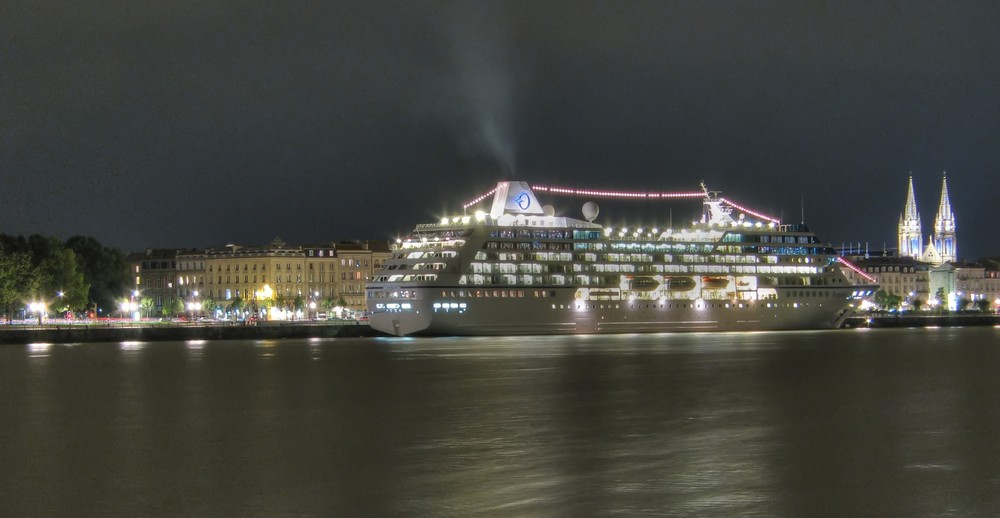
<box><xmin>369</xmin><ymin>286</ymin><xmax>857</xmax><ymax>336</ymax></box>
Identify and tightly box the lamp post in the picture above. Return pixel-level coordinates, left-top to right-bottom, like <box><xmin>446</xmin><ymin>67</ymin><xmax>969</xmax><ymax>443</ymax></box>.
<box><xmin>186</xmin><ymin>300</ymin><xmax>202</xmax><ymax>320</ymax></box>
<box><xmin>28</xmin><ymin>301</ymin><xmax>45</xmax><ymax>325</ymax></box>
<box><xmin>128</xmin><ymin>290</ymin><xmax>140</xmax><ymax>321</ymax></box>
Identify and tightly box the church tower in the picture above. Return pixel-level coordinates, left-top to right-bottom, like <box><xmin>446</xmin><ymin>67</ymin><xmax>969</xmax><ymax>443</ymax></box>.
<box><xmin>932</xmin><ymin>172</ymin><xmax>956</xmax><ymax>262</ymax></box>
<box><xmin>897</xmin><ymin>175</ymin><xmax>922</xmax><ymax>258</ymax></box>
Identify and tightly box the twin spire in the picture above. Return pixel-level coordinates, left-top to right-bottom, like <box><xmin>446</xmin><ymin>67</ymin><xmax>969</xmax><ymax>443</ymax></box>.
<box><xmin>897</xmin><ymin>173</ymin><xmax>956</xmax><ymax>263</ymax></box>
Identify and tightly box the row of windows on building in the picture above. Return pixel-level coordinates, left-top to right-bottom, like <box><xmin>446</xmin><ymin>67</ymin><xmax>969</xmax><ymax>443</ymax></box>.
<box><xmin>173</xmin><ymin>270</ymin><xmax>368</xmax><ymax>286</ymax></box>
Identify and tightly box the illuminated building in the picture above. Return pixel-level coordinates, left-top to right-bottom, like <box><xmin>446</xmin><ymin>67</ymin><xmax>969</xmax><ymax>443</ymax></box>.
<box><xmin>125</xmin><ymin>248</ymin><xmax>188</xmax><ymax>313</ymax></box>
<box><xmin>897</xmin><ymin>175</ymin><xmax>922</xmax><ymax>259</ymax></box>
<box><xmin>174</xmin><ymin>238</ymin><xmax>390</xmax><ymax>319</ymax></box>
<box><xmin>898</xmin><ymin>173</ymin><xmax>957</xmax><ymax>264</ymax></box>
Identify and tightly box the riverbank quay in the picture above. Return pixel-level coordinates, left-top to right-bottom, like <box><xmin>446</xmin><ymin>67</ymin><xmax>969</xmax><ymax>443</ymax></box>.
<box><xmin>0</xmin><ymin>320</ymin><xmax>385</xmax><ymax>345</ymax></box>
<box><xmin>843</xmin><ymin>313</ymin><xmax>1000</xmax><ymax>329</ymax></box>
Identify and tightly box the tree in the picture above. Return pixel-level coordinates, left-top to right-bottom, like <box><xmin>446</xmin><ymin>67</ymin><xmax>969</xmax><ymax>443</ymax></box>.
<box><xmin>139</xmin><ymin>296</ymin><xmax>155</xmax><ymax>318</ymax></box>
<box><xmin>912</xmin><ymin>298</ymin><xmax>925</xmax><ymax>312</ymax></box>
<box><xmin>228</xmin><ymin>297</ymin><xmax>245</xmax><ymax>317</ymax></box>
<box><xmin>65</xmin><ymin>236</ymin><xmax>129</xmax><ymax>316</ymax></box>
<box><xmin>320</xmin><ymin>297</ymin><xmax>336</xmax><ymax>318</ymax></box>
<box><xmin>36</xmin><ymin>240</ymin><xmax>89</xmax><ymax>312</ymax></box>
<box><xmin>0</xmin><ymin>250</ymin><xmax>40</xmax><ymax>322</ymax></box>
<box><xmin>0</xmin><ymin>234</ymin><xmax>89</xmax><ymax>313</ymax></box>
<box><xmin>161</xmin><ymin>296</ymin><xmax>183</xmax><ymax>318</ymax></box>
<box><xmin>977</xmin><ymin>298</ymin><xmax>993</xmax><ymax>313</ymax></box>
<box><xmin>934</xmin><ymin>287</ymin><xmax>946</xmax><ymax>313</ymax></box>
<box><xmin>202</xmin><ymin>297</ymin><xmax>220</xmax><ymax>318</ymax></box>
<box><xmin>872</xmin><ymin>290</ymin><xmax>902</xmax><ymax>312</ymax></box>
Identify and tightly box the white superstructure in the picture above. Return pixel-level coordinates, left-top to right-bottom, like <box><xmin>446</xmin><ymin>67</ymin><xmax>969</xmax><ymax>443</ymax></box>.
<box><xmin>366</xmin><ymin>181</ymin><xmax>877</xmax><ymax>336</ymax></box>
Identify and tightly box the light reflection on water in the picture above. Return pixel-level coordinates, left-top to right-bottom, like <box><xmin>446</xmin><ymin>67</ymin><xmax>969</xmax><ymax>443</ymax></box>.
<box><xmin>2</xmin><ymin>327</ymin><xmax>1000</xmax><ymax>516</ymax></box>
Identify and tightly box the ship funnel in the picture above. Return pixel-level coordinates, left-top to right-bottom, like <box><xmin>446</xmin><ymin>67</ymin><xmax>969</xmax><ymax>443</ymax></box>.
<box><xmin>490</xmin><ymin>181</ymin><xmax>546</xmax><ymax>218</ymax></box>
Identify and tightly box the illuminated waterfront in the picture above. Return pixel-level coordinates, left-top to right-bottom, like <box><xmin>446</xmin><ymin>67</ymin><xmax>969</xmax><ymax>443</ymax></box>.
<box><xmin>3</xmin><ymin>328</ymin><xmax>1000</xmax><ymax>516</ymax></box>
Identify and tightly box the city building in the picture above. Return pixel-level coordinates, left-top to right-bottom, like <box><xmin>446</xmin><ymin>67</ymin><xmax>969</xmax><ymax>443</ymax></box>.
<box><xmin>841</xmin><ymin>174</ymin><xmax>999</xmax><ymax>311</ymax></box>
<box><xmin>173</xmin><ymin>238</ymin><xmax>390</xmax><ymax>320</ymax></box>
<box><xmin>125</xmin><ymin>248</ymin><xmax>189</xmax><ymax>315</ymax></box>
<box><xmin>841</xmin><ymin>253</ymin><xmax>931</xmax><ymax>309</ymax></box>
<box><xmin>126</xmin><ymin>239</ymin><xmax>391</xmax><ymax>320</ymax></box>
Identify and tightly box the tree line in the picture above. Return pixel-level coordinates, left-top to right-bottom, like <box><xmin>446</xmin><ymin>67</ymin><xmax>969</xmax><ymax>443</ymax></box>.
<box><xmin>0</xmin><ymin>234</ymin><xmax>129</xmax><ymax>321</ymax></box>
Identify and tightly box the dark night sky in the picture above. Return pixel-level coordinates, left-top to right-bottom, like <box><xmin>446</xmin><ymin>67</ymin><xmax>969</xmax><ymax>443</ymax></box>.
<box><xmin>3</xmin><ymin>1</ymin><xmax>999</xmax><ymax>259</ymax></box>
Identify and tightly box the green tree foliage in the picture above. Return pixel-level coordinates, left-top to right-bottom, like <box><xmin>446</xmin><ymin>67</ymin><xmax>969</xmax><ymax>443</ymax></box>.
<box><xmin>0</xmin><ymin>249</ymin><xmax>40</xmax><ymax>321</ymax></box>
<box><xmin>934</xmin><ymin>287</ymin><xmax>947</xmax><ymax>313</ymax></box>
<box><xmin>161</xmin><ymin>296</ymin><xmax>183</xmax><ymax>318</ymax></box>
<box><xmin>872</xmin><ymin>289</ymin><xmax>902</xmax><ymax>312</ymax></box>
<box><xmin>202</xmin><ymin>297</ymin><xmax>221</xmax><ymax>317</ymax></box>
<box><xmin>139</xmin><ymin>296</ymin><xmax>155</xmax><ymax>318</ymax></box>
<box><xmin>36</xmin><ymin>240</ymin><xmax>88</xmax><ymax>312</ymax></box>
<box><xmin>0</xmin><ymin>234</ymin><xmax>89</xmax><ymax>313</ymax></box>
<box><xmin>66</xmin><ymin>236</ymin><xmax>129</xmax><ymax>315</ymax></box>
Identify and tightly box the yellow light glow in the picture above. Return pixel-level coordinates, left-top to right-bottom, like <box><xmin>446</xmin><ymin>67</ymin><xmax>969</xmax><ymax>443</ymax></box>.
<box><xmin>255</xmin><ymin>284</ymin><xmax>274</xmax><ymax>299</ymax></box>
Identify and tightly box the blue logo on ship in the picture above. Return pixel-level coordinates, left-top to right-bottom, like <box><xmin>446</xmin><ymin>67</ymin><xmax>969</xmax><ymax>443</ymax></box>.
<box><xmin>514</xmin><ymin>192</ymin><xmax>531</xmax><ymax>210</ymax></box>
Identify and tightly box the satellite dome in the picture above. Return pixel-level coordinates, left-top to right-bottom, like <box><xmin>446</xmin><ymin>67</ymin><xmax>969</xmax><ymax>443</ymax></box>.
<box><xmin>582</xmin><ymin>201</ymin><xmax>599</xmax><ymax>222</ymax></box>
<box><xmin>542</xmin><ymin>205</ymin><xmax>555</xmax><ymax>216</ymax></box>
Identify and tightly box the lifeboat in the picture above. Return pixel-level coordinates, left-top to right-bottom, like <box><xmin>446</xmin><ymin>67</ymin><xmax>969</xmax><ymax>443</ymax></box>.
<box><xmin>666</xmin><ymin>277</ymin><xmax>696</xmax><ymax>292</ymax></box>
<box><xmin>702</xmin><ymin>276</ymin><xmax>730</xmax><ymax>289</ymax></box>
<box><xmin>627</xmin><ymin>276</ymin><xmax>660</xmax><ymax>292</ymax></box>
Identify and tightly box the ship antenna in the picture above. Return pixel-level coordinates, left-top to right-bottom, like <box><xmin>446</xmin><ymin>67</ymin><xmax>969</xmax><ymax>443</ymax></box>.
<box><xmin>800</xmin><ymin>194</ymin><xmax>805</xmax><ymax>224</ymax></box>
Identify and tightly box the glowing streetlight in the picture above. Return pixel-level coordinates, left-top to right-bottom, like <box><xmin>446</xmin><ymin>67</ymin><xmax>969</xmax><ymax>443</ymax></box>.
<box><xmin>186</xmin><ymin>300</ymin><xmax>202</xmax><ymax>320</ymax></box>
<box><xmin>28</xmin><ymin>301</ymin><xmax>46</xmax><ymax>325</ymax></box>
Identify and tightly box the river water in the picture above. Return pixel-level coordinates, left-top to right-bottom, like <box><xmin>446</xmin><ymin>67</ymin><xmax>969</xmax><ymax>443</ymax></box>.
<box><xmin>2</xmin><ymin>327</ymin><xmax>999</xmax><ymax>517</ymax></box>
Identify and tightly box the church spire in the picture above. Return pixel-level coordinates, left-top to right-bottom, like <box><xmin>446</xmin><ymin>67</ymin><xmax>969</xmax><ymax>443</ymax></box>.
<box><xmin>933</xmin><ymin>172</ymin><xmax>956</xmax><ymax>262</ymax></box>
<box><xmin>904</xmin><ymin>174</ymin><xmax>919</xmax><ymax>220</ymax></box>
<box><xmin>898</xmin><ymin>174</ymin><xmax>922</xmax><ymax>258</ymax></box>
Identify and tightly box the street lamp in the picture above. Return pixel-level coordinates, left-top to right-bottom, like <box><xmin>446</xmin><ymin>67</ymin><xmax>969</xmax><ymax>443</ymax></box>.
<box><xmin>28</xmin><ymin>301</ymin><xmax>45</xmax><ymax>325</ymax></box>
<box><xmin>127</xmin><ymin>290</ymin><xmax>141</xmax><ymax>320</ymax></box>
<box><xmin>186</xmin><ymin>300</ymin><xmax>202</xmax><ymax>320</ymax></box>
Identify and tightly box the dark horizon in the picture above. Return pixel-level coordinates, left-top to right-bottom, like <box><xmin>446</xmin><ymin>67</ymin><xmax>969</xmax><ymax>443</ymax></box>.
<box><xmin>4</xmin><ymin>1</ymin><xmax>999</xmax><ymax>259</ymax></box>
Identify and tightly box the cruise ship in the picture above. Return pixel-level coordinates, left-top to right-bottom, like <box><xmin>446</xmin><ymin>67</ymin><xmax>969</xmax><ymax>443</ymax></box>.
<box><xmin>366</xmin><ymin>181</ymin><xmax>877</xmax><ymax>336</ymax></box>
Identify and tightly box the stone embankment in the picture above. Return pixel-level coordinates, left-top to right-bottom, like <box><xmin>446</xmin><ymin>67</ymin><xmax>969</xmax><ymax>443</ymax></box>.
<box><xmin>0</xmin><ymin>321</ymin><xmax>385</xmax><ymax>345</ymax></box>
<box><xmin>843</xmin><ymin>313</ymin><xmax>1000</xmax><ymax>329</ymax></box>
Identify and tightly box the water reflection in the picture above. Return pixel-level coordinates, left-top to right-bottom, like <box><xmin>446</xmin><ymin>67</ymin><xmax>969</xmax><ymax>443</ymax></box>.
<box><xmin>119</xmin><ymin>340</ymin><xmax>146</xmax><ymax>352</ymax></box>
<box><xmin>1</xmin><ymin>328</ymin><xmax>999</xmax><ymax>515</ymax></box>
<box><xmin>26</xmin><ymin>343</ymin><xmax>52</xmax><ymax>357</ymax></box>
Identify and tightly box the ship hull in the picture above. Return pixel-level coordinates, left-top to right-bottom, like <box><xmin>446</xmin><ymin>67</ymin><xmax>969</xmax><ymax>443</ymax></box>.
<box><xmin>369</xmin><ymin>286</ymin><xmax>857</xmax><ymax>337</ymax></box>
